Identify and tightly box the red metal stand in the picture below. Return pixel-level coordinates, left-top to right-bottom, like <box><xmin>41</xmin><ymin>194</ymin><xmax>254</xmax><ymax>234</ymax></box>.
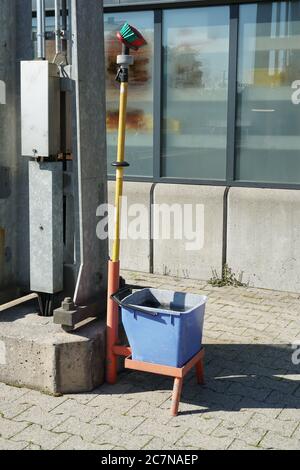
<box><xmin>125</xmin><ymin>348</ymin><xmax>205</xmax><ymax>416</ymax></box>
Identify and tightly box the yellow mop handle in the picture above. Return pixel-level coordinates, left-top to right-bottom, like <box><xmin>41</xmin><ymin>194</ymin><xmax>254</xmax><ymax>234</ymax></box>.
<box><xmin>112</xmin><ymin>82</ymin><xmax>128</xmax><ymax>263</ymax></box>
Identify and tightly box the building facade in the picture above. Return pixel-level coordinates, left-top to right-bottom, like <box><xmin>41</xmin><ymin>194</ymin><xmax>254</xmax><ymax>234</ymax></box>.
<box><xmin>103</xmin><ymin>0</ymin><xmax>300</xmax><ymax>293</ymax></box>
<box><xmin>34</xmin><ymin>1</ymin><xmax>300</xmax><ymax>292</ymax></box>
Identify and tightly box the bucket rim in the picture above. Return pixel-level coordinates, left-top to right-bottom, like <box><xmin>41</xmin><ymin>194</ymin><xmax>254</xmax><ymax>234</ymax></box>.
<box><xmin>121</xmin><ymin>288</ymin><xmax>208</xmax><ymax>316</ymax></box>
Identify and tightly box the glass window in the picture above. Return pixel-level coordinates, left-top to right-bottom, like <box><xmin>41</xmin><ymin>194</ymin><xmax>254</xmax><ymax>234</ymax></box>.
<box><xmin>32</xmin><ymin>16</ymin><xmax>56</xmax><ymax>62</ymax></box>
<box><xmin>104</xmin><ymin>12</ymin><xmax>154</xmax><ymax>177</ymax></box>
<box><xmin>236</xmin><ymin>1</ymin><xmax>300</xmax><ymax>184</ymax></box>
<box><xmin>161</xmin><ymin>7</ymin><xmax>230</xmax><ymax>180</ymax></box>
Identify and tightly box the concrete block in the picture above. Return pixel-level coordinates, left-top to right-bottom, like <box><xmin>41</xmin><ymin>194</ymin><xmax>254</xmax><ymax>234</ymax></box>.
<box><xmin>55</xmin><ymin>435</ymin><xmax>114</xmax><ymax>450</ymax></box>
<box><xmin>52</xmin><ymin>416</ymin><xmax>111</xmax><ymax>442</ymax></box>
<box><xmin>49</xmin><ymin>398</ymin><xmax>100</xmax><ymax>422</ymax></box>
<box><xmin>13</xmin><ymin>406</ymin><xmax>67</xmax><ymax>431</ymax></box>
<box><xmin>107</xmin><ymin>181</ymin><xmax>151</xmax><ymax>272</ymax></box>
<box><xmin>12</xmin><ymin>423</ymin><xmax>70</xmax><ymax>450</ymax></box>
<box><xmin>0</xmin><ymin>438</ymin><xmax>27</xmax><ymax>450</ymax></box>
<box><xmin>0</xmin><ymin>302</ymin><xmax>106</xmax><ymax>394</ymax></box>
<box><xmin>227</xmin><ymin>187</ymin><xmax>300</xmax><ymax>292</ymax></box>
<box><xmin>0</xmin><ymin>416</ymin><xmax>30</xmax><ymax>439</ymax></box>
<box><xmin>153</xmin><ymin>184</ymin><xmax>225</xmax><ymax>280</ymax></box>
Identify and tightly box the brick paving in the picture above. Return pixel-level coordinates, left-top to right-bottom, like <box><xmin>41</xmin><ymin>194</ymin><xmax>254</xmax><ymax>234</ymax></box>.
<box><xmin>0</xmin><ymin>270</ymin><xmax>300</xmax><ymax>450</ymax></box>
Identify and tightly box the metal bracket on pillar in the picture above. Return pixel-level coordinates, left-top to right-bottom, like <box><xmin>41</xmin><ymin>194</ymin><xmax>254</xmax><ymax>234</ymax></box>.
<box><xmin>53</xmin><ymin>298</ymin><xmax>103</xmax><ymax>332</ymax></box>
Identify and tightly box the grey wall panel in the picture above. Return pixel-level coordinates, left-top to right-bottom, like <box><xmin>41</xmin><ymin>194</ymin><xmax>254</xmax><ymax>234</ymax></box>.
<box><xmin>153</xmin><ymin>184</ymin><xmax>224</xmax><ymax>280</ymax></box>
<box><xmin>107</xmin><ymin>181</ymin><xmax>152</xmax><ymax>272</ymax></box>
<box><xmin>227</xmin><ymin>188</ymin><xmax>300</xmax><ymax>293</ymax></box>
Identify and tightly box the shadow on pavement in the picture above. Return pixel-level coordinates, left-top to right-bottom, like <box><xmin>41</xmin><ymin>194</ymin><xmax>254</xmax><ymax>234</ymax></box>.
<box><xmin>95</xmin><ymin>343</ymin><xmax>300</xmax><ymax>414</ymax></box>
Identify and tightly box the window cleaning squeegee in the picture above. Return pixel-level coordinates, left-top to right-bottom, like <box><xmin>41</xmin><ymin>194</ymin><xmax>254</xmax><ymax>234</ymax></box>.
<box><xmin>106</xmin><ymin>23</ymin><xmax>147</xmax><ymax>384</ymax></box>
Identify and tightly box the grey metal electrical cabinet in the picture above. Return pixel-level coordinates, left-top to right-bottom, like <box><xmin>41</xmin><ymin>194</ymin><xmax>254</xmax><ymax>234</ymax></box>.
<box><xmin>29</xmin><ymin>160</ymin><xmax>63</xmax><ymax>294</ymax></box>
<box><xmin>21</xmin><ymin>61</ymin><xmax>61</xmax><ymax>158</ymax></box>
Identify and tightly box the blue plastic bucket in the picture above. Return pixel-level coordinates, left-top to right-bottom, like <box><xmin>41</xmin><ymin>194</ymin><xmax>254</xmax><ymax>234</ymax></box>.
<box><xmin>119</xmin><ymin>288</ymin><xmax>207</xmax><ymax>367</ymax></box>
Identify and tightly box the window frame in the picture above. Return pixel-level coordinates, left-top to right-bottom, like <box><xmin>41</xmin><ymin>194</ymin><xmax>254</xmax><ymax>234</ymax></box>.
<box><xmin>104</xmin><ymin>1</ymin><xmax>300</xmax><ymax>190</ymax></box>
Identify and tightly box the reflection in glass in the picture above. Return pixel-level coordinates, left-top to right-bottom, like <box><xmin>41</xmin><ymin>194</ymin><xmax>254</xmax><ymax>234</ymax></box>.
<box><xmin>162</xmin><ymin>7</ymin><xmax>229</xmax><ymax>180</ymax></box>
<box><xmin>104</xmin><ymin>12</ymin><xmax>154</xmax><ymax>177</ymax></box>
<box><xmin>32</xmin><ymin>17</ymin><xmax>56</xmax><ymax>62</ymax></box>
<box><xmin>236</xmin><ymin>1</ymin><xmax>300</xmax><ymax>183</ymax></box>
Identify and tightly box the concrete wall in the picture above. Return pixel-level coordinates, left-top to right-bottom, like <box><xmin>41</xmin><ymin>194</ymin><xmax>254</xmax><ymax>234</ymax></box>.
<box><xmin>108</xmin><ymin>181</ymin><xmax>300</xmax><ymax>293</ymax></box>
<box><xmin>227</xmin><ymin>188</ymin><xmax>300</xmax><ymax>293</ymax></box>
<box><xmin>107</xmin><ymin>181</ymin><xmax>151</xmax><ymax>272</ymax></box>
<box><xmin>153</xmin><ymin>184</ymin><xmax>224</xmax><ymax>280</ymax></box>
<box><xmin>108</xmin><ymin>181</ymin><xmax>224</xmax><ymax>280</ymax></box>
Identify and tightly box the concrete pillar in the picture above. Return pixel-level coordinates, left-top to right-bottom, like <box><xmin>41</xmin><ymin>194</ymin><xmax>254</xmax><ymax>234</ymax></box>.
<box><xmin>0</xmin><ymin>0</ymin><xmax>18</xmax><ymax>297</ymax></box>
<box><xmin>70</xmin><ymin>0</ymin><xmax>108</xmax><ymax>306</ymax></box>
<box><xmin>16</xmin><ymin>0</ymin><xmax>34</xmax><ymax>290</ymax></box>
<box><xmin>0</xmin><ymin>0</ymin><xmax>33</xmax><ymax>298</ymax></box>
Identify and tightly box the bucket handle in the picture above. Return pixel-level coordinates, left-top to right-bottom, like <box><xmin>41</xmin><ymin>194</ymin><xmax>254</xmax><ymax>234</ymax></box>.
<box><xmin>111</xmin><ymin>287</ymin><xmax>159</xmax><ymax>316</ymax></box>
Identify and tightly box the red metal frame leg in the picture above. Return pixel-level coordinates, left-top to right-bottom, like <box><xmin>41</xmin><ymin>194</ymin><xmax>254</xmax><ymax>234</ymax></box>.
<box><xmin>124</xmin><ymin>349</ymin><xmax>205</xmax><ymax>417</ymax></box>
<box><xmin>171</xmin><ymin>377</ymin><xmax>183</xmax><ymax>416</ymax></box>
<box><xmin>195</xmin><ymin>358</ymin><xmax>205</xmax><ymax>385</ymax></box>
<box><xmin>106</xmin><ymin>260</ymin><xmax>120</xmax><ymax>384</ymax></box>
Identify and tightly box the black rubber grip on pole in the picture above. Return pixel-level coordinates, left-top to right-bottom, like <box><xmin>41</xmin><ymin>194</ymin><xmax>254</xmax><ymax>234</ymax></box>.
<box><xmin>111</xmin><ymin>161</ymin><xmax>130</xmax><ymax>168</ymax></box>
<box><xmin>115</xmin><ymin>67</ymin><xmax>129</xmax><ymax>83</ymax></box>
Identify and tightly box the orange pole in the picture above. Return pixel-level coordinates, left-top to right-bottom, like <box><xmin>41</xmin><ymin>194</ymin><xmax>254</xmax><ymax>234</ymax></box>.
<box><xmin>106</xmin><ymin>260</ymin><xmax>120</xmax><ymax>384</ymax></box>
<box><xmin>106</xmin><ymin>26</ymin><xmax>146</xmax><ymax>385</ymax></box>
<box><xmin>106</xmin><ymin>80</ymin><xmax>128</xmax><ymax>384</ymax></box>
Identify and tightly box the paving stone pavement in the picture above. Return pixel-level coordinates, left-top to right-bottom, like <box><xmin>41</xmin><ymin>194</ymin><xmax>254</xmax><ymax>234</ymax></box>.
<box><xmin>0</xmin><ymin>270</ymin><xmax>300</xmax><ymax>450</ymax></box>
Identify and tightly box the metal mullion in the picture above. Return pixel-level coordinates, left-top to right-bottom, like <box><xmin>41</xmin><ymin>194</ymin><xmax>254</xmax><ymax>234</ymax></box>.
<box><xmin>153</xmin><ymin>9</ymin><xmax>162</xmax><ymax>180</ymax></box>
<box><xmin>226</xmin><ymin>3</ymin><xmax>239</xmax><ymax>184</ymax></box>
